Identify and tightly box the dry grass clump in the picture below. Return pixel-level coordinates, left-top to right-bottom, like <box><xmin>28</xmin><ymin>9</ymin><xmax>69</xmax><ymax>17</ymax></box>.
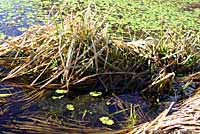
<box><xmin>0</xmin><ymin>8</ymin><xmax>147</xmax><ymax>90</ymax></box>
<box><xmin>1</xmin><ymin>7</ymin><xmax>200</xmax><ymax>133</ymax></box>
<box><xmin>0</xmin><ymin>5</ymin><xmax>200</xmax><ymax>92</ymax></box>
<box><xmin>1</xmin><ymin>24</ymin><xmax>200</xmax><ymax>92</ymax></box>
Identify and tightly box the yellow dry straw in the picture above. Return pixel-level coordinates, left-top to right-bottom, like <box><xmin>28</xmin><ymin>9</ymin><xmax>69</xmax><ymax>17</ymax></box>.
<box><xmin>0</xmin><ymin>8</ymin><xmax>150</xmax><ymax>90</ymax></box>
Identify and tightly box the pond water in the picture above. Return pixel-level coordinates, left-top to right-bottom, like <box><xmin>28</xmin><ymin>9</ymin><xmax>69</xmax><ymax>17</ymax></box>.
<box><xmin>0</xmin><ymin>0</ymin><xmax>49</xmax><ymax>38</ymax></box>
<box><xmin>0</xmin><ymin>0</ymin><xmax>199</xmax><ymax>133</ymax></box>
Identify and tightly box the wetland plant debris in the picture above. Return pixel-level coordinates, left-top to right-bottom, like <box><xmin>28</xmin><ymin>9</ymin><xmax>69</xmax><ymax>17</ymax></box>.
<box><xmin>128</xmin><ymin>90</ymin><xmax>200</xmax><ymax>134</ymax></box>
<box><xmin>0</xmin><ymin>8</ymin><xmax>200</xmax><ymax>94</ymax></box>
<box><xmin>0</xmin><ymin>7</ymin><xmax>148</xmax><ymax>91</ymax></box>
<box><xmin>1</xmin><ymin>5</ymin><xmax>200</xmax><ymax>134</ymax></box>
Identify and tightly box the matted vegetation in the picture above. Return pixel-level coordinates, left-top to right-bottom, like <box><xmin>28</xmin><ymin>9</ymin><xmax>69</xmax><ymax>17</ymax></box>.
<box><xmin>0</xmin><ymin>1</ymin><xmax>200</xmax><ymax>134</ymax></box>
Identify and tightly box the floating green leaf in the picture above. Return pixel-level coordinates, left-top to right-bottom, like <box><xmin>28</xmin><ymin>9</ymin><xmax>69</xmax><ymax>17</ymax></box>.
<box><xmin>55</xmin><ymin>89</ymin><xmax>68</xmax><ymax>94</ymax></box>
<box><xmin>52</xmin><ymin>95</ymin><xmax>64</xmax><ymax>100</ymax></box>
<box><xmin>99</xmin><ymin>116</ymin><xmax>114</xmax><ymax>125</ymax></box>
<box><xmin>89</xmin><ymin>91</ymin><xmax>102</xmax><ymax>97</ymax></box>
<box><xmin>66</xmin><ymin>104</ymin><xmax>75</xmax><ymax>111</ymax></box>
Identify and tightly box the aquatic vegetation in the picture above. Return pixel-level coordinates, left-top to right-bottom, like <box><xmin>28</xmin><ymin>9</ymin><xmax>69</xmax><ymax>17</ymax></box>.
<box><xmin>52</xmin><ymin>95</ymin><xmax>64</xmax><ymax>100</ymax></box>
<box><xmin>66</xmin><ymin>104</ymin><xmax>75</xmax><ymax>111</ymax></box>
<box><xmin>58</xmin><ymin>0</ymin><xmax>200</xmax><ymax>31</ymax></box>
<box><xmin>89</xmin><ymin>91</ymin><xmax>102</xmax><ymax>97</ymax></box>
<box><xmin>0</xmin><ymin>0</ymin><xmax>200</xmax><ymax>133</ymax></box>
<box><xmin>0</xmin><ymin>0</ymin><xmax>50</xmax><ymax>37</ymax></box>
<box><xmin>99</xmin><ymin>116</ymin><xmax>114</xmax><ymax>126</ymax></box>
<box><xmin>55</xmin><ymin>89</ymin><xmax>68</xmax><ymax>94</ymax></box>
<box><xmin>1</xmin><ymin>8</ymin><xmax>200</xmax><ymax>93</ymax></box>
<box><xmin>2</xmin><ymin>0</ymin><xmax>200</xmax><ymax>38</ymax></box>
<box><xmin>0</xmin><ymin>6</ymin><xmax>142</xmax><ymax>90</ymax></box>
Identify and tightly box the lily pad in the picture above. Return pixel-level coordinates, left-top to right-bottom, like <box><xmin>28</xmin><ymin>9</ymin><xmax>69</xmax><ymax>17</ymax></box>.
<box><xmin>89</xmin><ymin>91</ymin><xmax>102</xmax><ymax>97</ymax></box>
<box><xmin>66</xmin><ymin>104</ymin><xmax>75</xmax><ymax>111</ymax></box>
<box><xmin>55</xmin><ymin>89</ymin><xmax>68</xmax><ymax>94</ymax></box>
<box><xmin>99</xmin><ymin>116</ymin><xmax>114</xmax><ymax>125</ymax></box>
<box><xmin>52</xmin><ymin>95</ymin><xmax>64</xmax><ymax>100</ymax></box>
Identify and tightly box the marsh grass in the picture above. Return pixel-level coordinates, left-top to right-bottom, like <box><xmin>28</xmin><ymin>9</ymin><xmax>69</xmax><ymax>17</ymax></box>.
<box><xmin>0</xmin><ymin>6</ymin><xmax>146</xmax><ymax>90</ymax></box>
<box><xmin>0</xmin><ymin>5</ymin><xmax>200</xmax><ymax>99</ymax></box>
<box><xmin>1</xmin><ymin>3</ymin><xmax>200</xmax><ymax>134</ymax></box>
